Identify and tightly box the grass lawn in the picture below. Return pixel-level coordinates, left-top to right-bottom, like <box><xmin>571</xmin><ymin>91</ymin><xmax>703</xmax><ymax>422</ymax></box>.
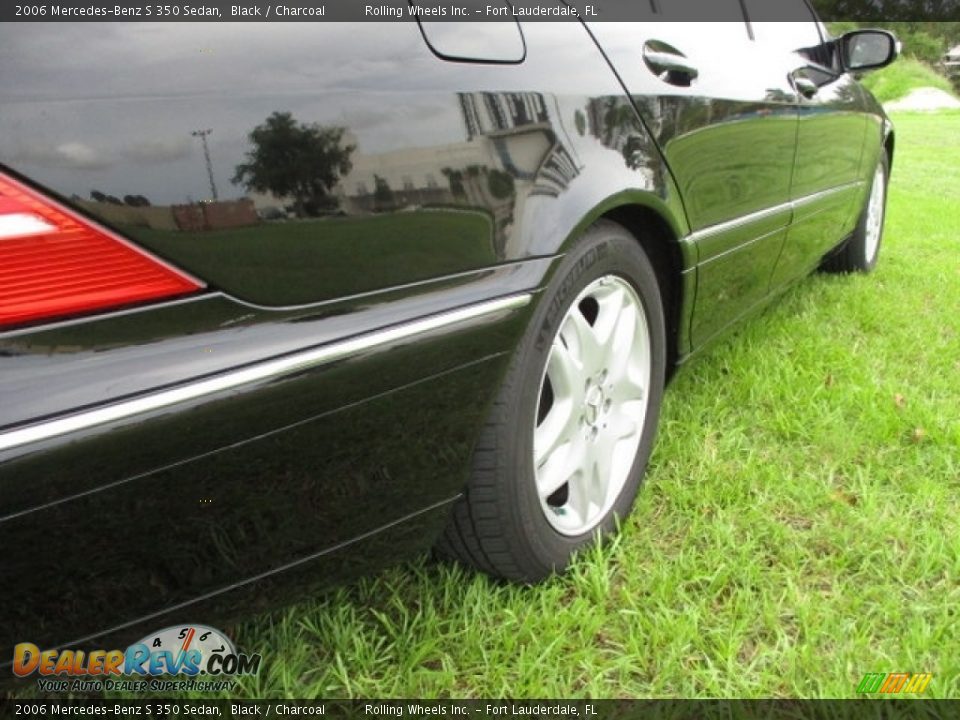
<box><xmin>118</xmin><ymin>111</ymin><xmax>959</xmax><ymax>699</ymax></box>
<box><xmin>860</xmin><ymin>57</ymin><xmax>957</xmax><ymax>103</ymax></box>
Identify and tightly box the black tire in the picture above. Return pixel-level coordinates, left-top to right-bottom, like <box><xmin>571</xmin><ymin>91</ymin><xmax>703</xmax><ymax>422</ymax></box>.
<box><xmin>436</xmin><ymin>220</ymin><xmax>667</xmax><ymax>582</ymax></box>
<box><xmin>822</xmin><ymin>151</ymin><xmax>890</xmax><ymax>274</ymax></box>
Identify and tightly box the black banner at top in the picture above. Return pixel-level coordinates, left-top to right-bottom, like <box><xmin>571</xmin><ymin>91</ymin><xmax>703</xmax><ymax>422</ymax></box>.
<box><xmin>2</xmin><ymin>0</ymin><xmax>959</xmax><ymax>22</ymax></box>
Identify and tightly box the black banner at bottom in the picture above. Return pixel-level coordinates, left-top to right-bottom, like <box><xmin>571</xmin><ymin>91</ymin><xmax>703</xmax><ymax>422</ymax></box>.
<box><xmin>2</xmin><ymin>700</ymin><xmax>959</xmax><ymax>720</ymax></box>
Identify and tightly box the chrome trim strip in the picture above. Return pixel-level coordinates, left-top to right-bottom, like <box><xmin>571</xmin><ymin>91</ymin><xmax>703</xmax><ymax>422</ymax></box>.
<box><xmin>228</xmin><ymin>257</ymin><xmax>550</xmax><ymax>312</ymax></box>
<box><xmin>687</xmin><ymin>181</ymin><xmax>865</xmax><ymax>244</ymax></box>
<box><xmin>0</xmin><ymin>293</ymin><xmax>532</xmax><ymax>453</ymax></box>
<box><xmin>697</xmin><ymin>224</ymin><xmax>786</xmax><ymax>267</ymax></box>
<box><xmin>791</xmin><ymin>181</ymin><xmax>864</xmax><ymax>210</ymax></box>
<box><xmin>688</xmin><ymin>202</ymin><xmax>789</xmax><ymax>244</ymax></box>
<box><xmin>0</xmin><ymin>292</ymin><xmax>215</xmax><ymax>339</ymax></box>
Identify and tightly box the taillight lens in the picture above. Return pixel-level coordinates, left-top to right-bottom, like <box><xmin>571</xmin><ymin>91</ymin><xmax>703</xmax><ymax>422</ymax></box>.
<box><xmin>0</xmin><ymin>172</ymin><xmax>203</xmax><ymax>329</ymax></box>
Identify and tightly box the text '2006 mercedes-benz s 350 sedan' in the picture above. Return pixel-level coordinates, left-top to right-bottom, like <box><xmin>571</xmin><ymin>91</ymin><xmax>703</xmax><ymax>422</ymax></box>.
<box><xmin>0</xmin><ymin>8</ymin><xmax>898</xmax><ymax>662</ymax></box>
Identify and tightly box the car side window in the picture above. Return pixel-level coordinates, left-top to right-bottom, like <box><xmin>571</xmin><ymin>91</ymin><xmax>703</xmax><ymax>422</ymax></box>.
<box><xmin>743</xmin><ymin>1</ymin><xmax>835</xmax><ymax>70</ymax></box>
<box><xmin>749</xmin><ymin>22</ymin><xmax>822</xmax><ymax>53</ymax></box>
<box><xmin>743</xmin><ymin>0</ymin><xmax>822</xmax><ymax>46</ymax></box>
<box><xmin>659</xmin><ymin>0</ymin><xmax>744</xmax><ymax>21</ymax></box>
<box><xmin>413</xmin><ymin>1</ymin><xmax>525</xmax><ymax>64</ymax></box>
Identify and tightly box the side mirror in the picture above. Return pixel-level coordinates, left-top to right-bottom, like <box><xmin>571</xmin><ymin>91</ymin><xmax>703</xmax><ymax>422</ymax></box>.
<box><xmin>841</xmin><ymin>30</ymin><xmax>900</xmax><ymax>72</ymax></box>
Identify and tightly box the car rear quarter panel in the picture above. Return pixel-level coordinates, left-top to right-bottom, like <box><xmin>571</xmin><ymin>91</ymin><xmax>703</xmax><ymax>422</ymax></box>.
<box><xmin>0</xmin><ymin>21</ymin><xmax>685</xmax><ymax>661</ymax></box>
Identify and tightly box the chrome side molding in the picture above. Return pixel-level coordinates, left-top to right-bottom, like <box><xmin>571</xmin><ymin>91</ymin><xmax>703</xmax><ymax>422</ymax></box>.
<box><xmin>0</xmin><ymin>293</ymin><xmax>532</xmax><ymax>453</ymax></box>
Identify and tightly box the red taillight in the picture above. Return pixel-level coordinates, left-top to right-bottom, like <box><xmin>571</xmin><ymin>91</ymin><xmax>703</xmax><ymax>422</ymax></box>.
<box><xmin>0</xmin><ymin>173</ymin><xmax>203</xmax><ymax>329</ymax></box>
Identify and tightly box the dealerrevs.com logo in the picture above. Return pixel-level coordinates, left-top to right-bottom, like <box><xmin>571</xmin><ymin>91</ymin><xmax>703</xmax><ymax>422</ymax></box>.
<box><xmin>13</xmin><ymin>624</ymin><xmax>261</xmax><ymax>693</ymax></box>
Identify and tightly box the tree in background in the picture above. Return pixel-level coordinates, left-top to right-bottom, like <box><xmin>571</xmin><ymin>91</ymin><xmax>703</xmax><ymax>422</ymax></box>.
<box><xmin>373</xmin><ymin>174</ymin><xmax>395</xmax><ymax>211</ymax></box>
<box><xmin>815</xmin><ymin>0</ymin><xmax>959</xmax><ymax>28</ymax></box>
<box><xmin>232</xmin><ymin>111</ymin><xmax>355</xmax><ymax>217</ymax></box>
<box><xmin>442</xmin><ymin>168</ymin><xmax>466</xmax><ymax>198</ymax></box>
<box><xmin>487</xmin><ymin>169</ymin><xmax>515</xmax><ymax>200</ymax></box>
<box><xmin>123</xmin><ymin>194</ymin><xmax>151</xmax><ymax>207</ymax></box>
<box><xmin>91</xmin><ymin>191</ymin><xmax>122</xmax><ymax>205</ymax></box>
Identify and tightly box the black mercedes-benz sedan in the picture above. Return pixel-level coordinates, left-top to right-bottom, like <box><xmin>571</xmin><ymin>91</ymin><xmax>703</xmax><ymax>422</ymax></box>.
<box><xmin>0</xmin><ymin>10</ymin><xmax>897</xmax><ymax>664</ymax></box>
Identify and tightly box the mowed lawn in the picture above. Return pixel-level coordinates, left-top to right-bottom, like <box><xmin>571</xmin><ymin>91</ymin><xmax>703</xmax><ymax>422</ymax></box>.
<box><xmin>140</xmin><ymin>112</ymin><xmax>958</xmax><ymax>699</ymax></box>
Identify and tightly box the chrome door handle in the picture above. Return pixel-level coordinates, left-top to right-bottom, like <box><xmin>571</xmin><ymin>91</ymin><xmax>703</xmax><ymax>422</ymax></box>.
<box><xmin>643</xmin><ymin>42</ymin><xmax>699</xmax><ymax>86</ymax></box>
<box><xmin>792</xmin><ymin>74</ymin><xmax>819</xmax><ymax>99</ymax></box>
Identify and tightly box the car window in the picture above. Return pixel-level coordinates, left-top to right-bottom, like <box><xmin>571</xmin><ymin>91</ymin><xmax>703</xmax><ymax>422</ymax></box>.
<box><xmin>742</xmin><ymin>0</ymin><xmax>821</xmax><ymax>22</ymax></box>
<box><xmin>659</xmin><ymin>0</ymin><xmax>744</xmax><ymax>21</ymax></box>
<box><xmin>748</xmin><ymin>21</ymin><xmax>823</xmax><ymax>52</ymax></box>
<box><xmin>413</xmin><ymin>1</ymin><xmax>525</xmax><ymax>63</ymax></box>
<box><xmin>742</xmin><ymin>1</ymin><xmax>834</xmax><ymax>69</ymax></box>
<box><xmin>743</xmin><ymin>0</ymin><xmax>823</xmax><ymax>49</ymax></box>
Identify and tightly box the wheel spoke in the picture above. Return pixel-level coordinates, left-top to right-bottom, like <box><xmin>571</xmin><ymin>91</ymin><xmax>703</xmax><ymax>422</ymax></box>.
<box><xmin>537</xmin><ymin>436</ymin><xmax>585</xmax><ymax>499</ymax></box>
<box><xmin>561</xmin><ymin>308</ymin><xmax>604</xmax><ymax>373</ymax></box>
<box><xmin>565</xmin><ymin>467</ymin><xmax>593</xmax><ymax>527</ymax></box>
<box><xmin>547</xmin><ymin>336</ymin><xmax>583</xmax><ymax>396</ymax></box>
<box><xmin>594</xmin><ymin>284</ymin><xmax>628</xmax><ymax>348</ymax></box>
<box><xmin>534</xmin><ymin>396</ymin><xmax>576</xmax><ymax>466</ymax></box>
<box><xmin>611</xmin><ymin>370</ymin><xmax>646</xmax><ymax>405</ymax></box>
<box><xmin>535</xmin><ymin>336</ymin><xmax>586</xmax><ymax>466</ymax></box>
<box><xmin>607</xmin><ymin>409</ymin><xmax>639</xmax><ymax>441</ymax></box>
<box><xmin>606</xmin><ymin>302</ymin><xmax>639</xmax><ymax>385</ymax></box>
<box><xmin>589</xmin><ymin>435</ymin><xmax>613</xmax><ymax>507</ymax></box>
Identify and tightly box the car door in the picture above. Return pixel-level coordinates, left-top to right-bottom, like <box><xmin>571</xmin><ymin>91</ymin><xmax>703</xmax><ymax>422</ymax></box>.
<box><xmin>743</xmin><ymin>2</ymin><xmax>872</xmax><ymax>287</ymax></box>
<box><xmin>588</xmin><ymin>4</ymin><xmax>801</xmax><ymax>348</ymax></box>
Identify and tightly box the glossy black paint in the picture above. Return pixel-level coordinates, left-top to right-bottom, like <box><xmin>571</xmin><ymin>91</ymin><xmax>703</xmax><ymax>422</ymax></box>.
<box><xmin>589</xmin><ymin>21</ymin><xmax>801</xmax><ymax>347</ymax></box>
<box><xmin>0</xmin><ymin>22</ymin><xmax>685</xmax><ymax>308</ymax></box>
<box><xmin>2</xmin><ymin>351</ymin><xmax>512</xmax><ymax>658</ymax></box>
<box><xmin>0</xmin><ymin>262</ymin><xmax>549</xmax><ymax>432</ymax></box>
<box><xmin>0</xmin><ymin>15</ymin><xmax>893</xmax><ymax>666</ymax></box>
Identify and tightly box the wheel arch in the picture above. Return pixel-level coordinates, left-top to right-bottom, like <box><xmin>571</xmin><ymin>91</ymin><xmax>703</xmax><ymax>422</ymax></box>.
<box><xmin>544</xmin><ymin>192</ymin><xmax>692</xmax><ymax>377</ymax></box>
<box><xmin>600</xmin><ymin>203</ymin><xmax>689</xmax><ymax>377</ymax></box>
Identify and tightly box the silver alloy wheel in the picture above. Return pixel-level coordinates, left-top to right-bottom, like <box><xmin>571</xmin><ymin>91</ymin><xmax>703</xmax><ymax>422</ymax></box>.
<box><xmin>533</xmin><ymin>275</ymin><xmax>651</xmax><ymax>536</ymax></box>
<box><xmin>864</xmin><ymin>163</ymin><xmax>886</xmax><ymax>264</ymax></box>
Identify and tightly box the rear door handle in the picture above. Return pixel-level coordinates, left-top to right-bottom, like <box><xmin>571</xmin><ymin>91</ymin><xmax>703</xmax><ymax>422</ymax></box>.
<box><xmin>643</xmin><ymin>41</ymin><xmax>699</xmax><ymax>86</ymax></box>
<box><xmin>791</xmin><ymin>73</ymin><xmax>819</xmax><ymax>99</ymax></box>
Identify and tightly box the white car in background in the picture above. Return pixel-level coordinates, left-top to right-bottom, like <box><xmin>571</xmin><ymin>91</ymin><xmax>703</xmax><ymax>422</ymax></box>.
<box><xmin>943</xmin><ymin>45</ymin><xmax>960</xmax><ymax>78</ymax></box>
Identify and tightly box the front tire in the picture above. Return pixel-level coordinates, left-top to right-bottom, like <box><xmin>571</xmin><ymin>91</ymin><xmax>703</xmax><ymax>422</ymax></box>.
<box><xmin>436</xmin><ymin>221</ymin><xmax>667</xmax><ymax>582</ymax></box>
<box><xmin>823</xmin><ymin>151</ymin><xmax>889</xmax><ymax>274</ymax></box>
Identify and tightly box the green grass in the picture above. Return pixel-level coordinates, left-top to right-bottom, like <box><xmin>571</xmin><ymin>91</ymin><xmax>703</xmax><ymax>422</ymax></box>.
<box><xmin>861</xmin><ymin>57</ymin><xmax>957</xmax><ymax>103</ymax></box>
<box><xmin>24</xmin><ymin>112</ymin><xmax>955</xmax><ymax>701</ymax></box>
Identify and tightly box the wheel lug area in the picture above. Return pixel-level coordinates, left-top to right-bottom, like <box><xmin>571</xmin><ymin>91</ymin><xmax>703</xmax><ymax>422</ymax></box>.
<box><xmin>582</xmin><ymin>370</ymin><xmax>613</xmax><ymax>435</ymax></box>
